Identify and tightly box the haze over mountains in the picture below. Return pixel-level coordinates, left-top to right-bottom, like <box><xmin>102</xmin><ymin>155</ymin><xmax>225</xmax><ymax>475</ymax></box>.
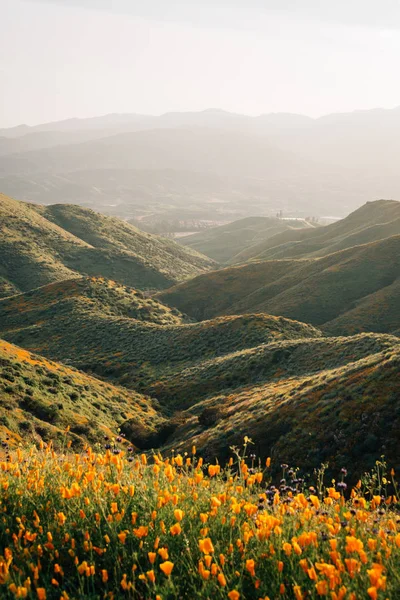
<box><xmin>1</xmin><ymin>107</ymin><xmax>400</xmax><ymax>230</ymax></box>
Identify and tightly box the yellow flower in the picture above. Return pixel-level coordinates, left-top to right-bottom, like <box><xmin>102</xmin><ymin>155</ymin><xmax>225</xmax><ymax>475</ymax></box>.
<box><xmin>208</xmin><ymin>465</ymin><xmax>220</xmax><ymax>477</ymax></box>
<box><xmin>160</xmin><ymin>561</ymin><xmax>174</xmax><ymax>577</ymax></box>
<box><xmin>367</xmin><ymin>588</ymin><xmax>378</xmax><ymax>600</ymax></box>
<box><xmin>117</xmin><ymin>531</ymin><xmax>127</xmax><ymax>544</ymax></box>
<box><xmin>246</xmin><ymin>559</ymin><xmax>256</xmax><ymax>577</ymax></box>
<box><xmin>293</xmin><ymin>586</ymin><xmax>304</xmax><ymax>600</ymax></box>
<box><xmin>283</xmin><ymin>542</ymin><xmax>292</xmax><ymax>556</ymax></box>
<box><xmin>133</xmin><ymin>526</ymin><xmax>148</xmax><ymax>538</ymax></box>
<box><xmin>36</xmin><ymin>590</ymin><xmax>46</xmax><ymax>600</ymax></box>
<box><xmin>158</xmin><ymin>548</ymin><xmax>169</xmax><ymax>560</ymax></box>
<box><xmin>174</xmin><ymin>509</ymin><xmax>184</xmax><ymax>522</ymax></box>
<box><xmin>217</xmin><ymin>573</ymin><xmax>227</xmax><ymax>587</ymax></box>
<box><xmin>148</xmin><ymin>552</ymin><xmax>156</xmax><ymax>564</ymax></box>
<box><xmin>101</xmin><ymin>570</ymin><xmax>108</xmax><ymax>583</ymax></box>
<box><xmin>228</xmin><ymin>592</ymin><xmax>240</xmax><ymax>600</ymax></box>
<box><xmin>9</xmin><ymin>585</ymin><xmax>28</xmax><ymax>598</ymax></box>
<box><xmin>147</xmin><ymin>570</ymin><xmax>156</xmax><ymax>583</ymax></box>
<box><xmin>345</xmin><ymin>536</ymin><xmax>364</xmax><ymax>554</ymax></box>
<box><xmin>57</xmin><ymin>512</ymin><xmax>67</xmax><ymax>526</ymax></box>
<box><xmin>199</xmin><ymin>538</ymin><xmax>214</xmax><ymax>554</ymax></box>
<box><xmin>315</xmin><ymin>580</ymin><xmax>328</xmax><ymax>595</ymax></box>
<box><xmin>170</xmin><ymin>523</ymin><xmax>182</xmax><ymax>536</ymax></box>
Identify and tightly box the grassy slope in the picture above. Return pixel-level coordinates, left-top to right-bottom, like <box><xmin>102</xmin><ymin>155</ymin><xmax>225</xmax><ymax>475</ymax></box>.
<box><xmin>0</xmin><ymin>279</ymin><xmax>319</xmax><ymax>395</ymax></box>
<box><xmin>170</xmin><ymin>339</ymin><xmax>400</xmax><ymax>474</ymax></box>
<box><xmin>36</xmin><ymin>202</ymin><xmax>216</xmax><ymax>277</ymax></box>
<box><xmin>1</xmin><ymin>277</ymin><xmax>399</xmax><ymax>473</ymax></box>
<box><xmin>145</xmin><ymin>332</ymin><xmax>397</xmax><ymax>409</ymax></box>
<box><xmin>0</xmin><ymin>338</ymin><xmax>159</xmax><ymax>448</ymax></box>
<box><xmin>0</xmin><ymin>194</ymin><xmax>215</xmax><ymax>297</ymax></box>
<box><xmin>158</xmin><ymin>235</ymin><xmax>400</xmax><ymax>334</ymax></box>
<box><xmin>179</xmin><ymin>216</ymin><xmax>312</xmax><ymax>263</ymax></box>
<box><xmin>232</xmin><ymin>199</ymin><xmax>400</xmax><ymax>263</ymax></box>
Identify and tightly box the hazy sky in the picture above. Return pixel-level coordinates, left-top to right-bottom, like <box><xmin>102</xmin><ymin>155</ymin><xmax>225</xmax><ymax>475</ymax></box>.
<box><xmin>1</xmin><ymin>0</ymin><xmax>400</xmax><ymax>127</ymax></box>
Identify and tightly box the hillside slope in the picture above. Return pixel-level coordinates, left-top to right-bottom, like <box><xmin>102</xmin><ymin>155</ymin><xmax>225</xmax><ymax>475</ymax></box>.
<box><xmin>1</xmin><ymin>277</ymin><xmax>399</xmax><ymax>474</ymax></box>
<box><xmin>179</xmin><ymin>216</ymin><xmax>313</xmax><ymax>263</ymax></box>
<box><xmin>0</xmin><ymin>338</ymin><xmax>159</xmax><ymax>447</ymax></box>
<box><xmin>0</xmin><ymin>194</ymin><xmax>214</xmax><ymax>297</ymax></box>
<box><xmin>0</xmin><ymin>278</ymin><xmax>321</xmax><ymax>393</ymax></box>
<box><xmin>170</xmin><ymin>339</ymin><xmax>400</xmax><ymax>475</ymax></box>
<box><xmin>232</xmin><ymin>199</ymin><xmax>400</xmax><ymax>263</ymax></box>
<box><xmin>158</xmin><ymin>235</ymin><xmax>400</xmax><ymax>334</ymax></box>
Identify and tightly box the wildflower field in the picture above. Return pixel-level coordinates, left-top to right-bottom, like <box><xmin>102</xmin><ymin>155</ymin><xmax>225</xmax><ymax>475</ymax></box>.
<box><xmin>0</xmin><ymin>437</ymin><xmax>399</xmax><ymax>600</ymax></box>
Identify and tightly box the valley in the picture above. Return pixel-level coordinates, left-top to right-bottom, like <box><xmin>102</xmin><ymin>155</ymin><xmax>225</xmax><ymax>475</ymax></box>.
<box><xmin>0</xmin><ymin>195</ymin><xmax>399</xmax><ymax>480</ymax></box>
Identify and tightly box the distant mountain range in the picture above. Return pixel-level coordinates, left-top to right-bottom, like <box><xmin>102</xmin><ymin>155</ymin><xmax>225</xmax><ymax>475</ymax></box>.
<box><xmin>2</xmin><ymin>107</ymin><xmax>400</xmax><ymax>225</ymax></box>
<box><xmin>180</xmin><ymin>199</ymin><xmax>400</xmax><ymax>264</ymax></box>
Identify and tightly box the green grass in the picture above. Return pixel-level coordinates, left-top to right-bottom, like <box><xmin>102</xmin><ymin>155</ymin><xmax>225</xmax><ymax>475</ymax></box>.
<box><xmin>0</xmin><ymin>277</ymin><xmax>399</xmax><ymax>476</ymax></box>
<box><xmin>167</xmin><ymin>340</ymin><xmax>400</xmax><ymax>478</ymax></box>
<box><xmin>0</xmin><ymin>279</ymin><xmax>321</xmax><ymax>397</ymax></box>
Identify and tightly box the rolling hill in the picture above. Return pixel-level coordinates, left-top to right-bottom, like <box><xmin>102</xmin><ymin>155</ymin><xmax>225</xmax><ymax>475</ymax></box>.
<box><xmin>0</xmin><ymin>194</ymin><xmax>215</xmax><ymax>297</ymax></box>
<box><xmin>158</xmin><ymin>234</ymin><xmax>400</xmax><ymax>335</ymax></box>
<box><xmin>231</xmin><ymin>199</ymin><xmax>400</xmax><ymax>263</ymax></box>
<box><xmin>0</xmin><ymin>278</ymin><xmax>320</xmax><ymax>394</ymax></box>
<box><xmin>0</xmin><ymin>338</ymin><xmax>159</xmax><ymax>448</ymax></box>
<box><xmin>0</xmin><ymin>275</ymin><xmax>399</xmax><ymax>475</ymax></box>
<box><xmin>169</xmin><ymin>338</ymin><xmax>400</xmax><ymax>475</ymax></box>
<box><xmin>179</xmin><ymin>216</ymin><xmax>314</xmax><ymax>263</ymax></box>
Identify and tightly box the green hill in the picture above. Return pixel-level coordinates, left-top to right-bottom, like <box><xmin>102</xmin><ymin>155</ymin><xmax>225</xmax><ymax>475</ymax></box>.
<box><xmin>0</xmin><ymin>338</ymin><xmax>159</xmax><ymax>448</ymax></box>
<box><xmin>232</xmin><ymin>199</ymin><xmax>400</xmax><ymax>263</ymax></box>
<box><xmin>144</xmin><ymin>332</ymin><xmax>397</xmax><ymax>409</ymax></box>
<box><xmin>178</xmin><ymin>216</ymin><xmax>313</xmax><ymax>263</ymax></box>
<box><xmin>0</xmin><ymin>279</ymin><xmax>319</xmax><ymax>395</ymax></box>
<box><xmin>0</xmin><ymin>193</ymin><xmax>215</xmax><ymax>297</ymax></box>
<box><xmin>168</xmin><ymin>338</ymin><xmax>400</xmax><ymax>475</ymax></box>
<box><xmin>158</xmin><ymin>235</ymin><xmax>400</xmax><ymax>335</ymax></box>
<box><xmin>0</xmin><ymin>275</ymin><xmax>399</xmax><ymax>474</ymax></box>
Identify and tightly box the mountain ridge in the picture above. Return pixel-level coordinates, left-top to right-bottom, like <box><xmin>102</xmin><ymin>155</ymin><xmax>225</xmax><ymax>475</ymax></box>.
<box><xmin>0</xmin><ymin>194</ymin><xmax>215</xmax><ymax>297</ymax></box>
<box><xmin>159</xmin><ymin>230</ymin><xmax>400</xmax><ymax>335</ymax></box>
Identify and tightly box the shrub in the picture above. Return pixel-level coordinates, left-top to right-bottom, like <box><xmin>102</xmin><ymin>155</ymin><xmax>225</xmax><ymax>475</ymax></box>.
<box><xmin>198</xmin><ymin>406</ymin><xmax>223</xmax><ymax>428</ymax></box>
